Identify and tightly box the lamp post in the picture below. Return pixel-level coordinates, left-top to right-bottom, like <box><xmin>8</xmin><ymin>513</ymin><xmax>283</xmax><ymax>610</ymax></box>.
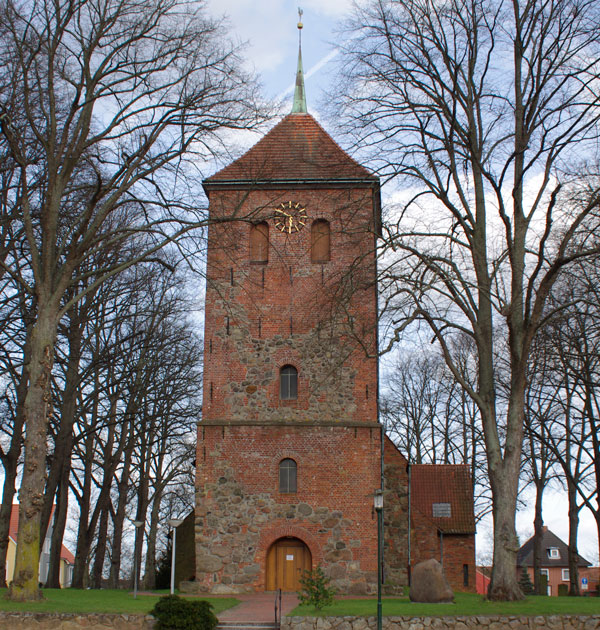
<box><xmin>168</xmin><ymin>518</ymin><xmax>183</xmax><ymax>595</ymax></box>
<box><xmin>374</xmin><ymin>489</ymin><xmax>383</xmax><ymax>630</ymax></box>
<box><xmin>132</xmin><ymin>520</ymin><xmax>143</xmax><ymax>599</ymax></box>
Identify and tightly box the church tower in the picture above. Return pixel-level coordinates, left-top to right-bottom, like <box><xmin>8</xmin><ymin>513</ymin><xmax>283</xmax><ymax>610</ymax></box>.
<box><xmin>193</xmin><ymin>16</ymin><xmax>383</xmax><ymax>594</ymax></box>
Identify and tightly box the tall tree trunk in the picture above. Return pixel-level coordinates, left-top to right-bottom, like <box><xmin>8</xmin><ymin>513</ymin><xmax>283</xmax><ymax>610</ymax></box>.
<box><xmin>0</xmin><ymin>329</ymin><xmax>31</xmax><ymax>587</ymax></box>
<box><xmin>71</xmin><ymin>425</ymin><xmax>95</xmax><ymax>589</ymax></box>
<box><xmin>91</xmin><ymin>505</ymin><xmax>111</xmax><ymax>588</ymax></box>
<box><xmin>532</xmin><ymin>481</ymin><xmax>544</xmax><ymax>595</ymax></box>
<box><xmin>46</xmin><ymin>467</ymin><xmax>69</xmax><ymax>588</ymax></box>
<box><xmin>567</xmin><ymin>478</ymin><xmax>581</xmax><ymax>596</ymax></box>
<box><xmin>40</xmin><ymin>316</ymin><xmax>83</xmax><ymax>539</ymax></box>
<box><xmin>9</xmin><ymin>306</ymin><xmax>60</xmax><ymax>601</ymax></box>
<box><xmin>108</xmin><ymin>424</ymin><xmax>134</xmax><ymax>588</ymax></box>
<box><xmin>143</xmin><ymin>486</ymin><xmax>163</xmax><ymax>591</ymax></box>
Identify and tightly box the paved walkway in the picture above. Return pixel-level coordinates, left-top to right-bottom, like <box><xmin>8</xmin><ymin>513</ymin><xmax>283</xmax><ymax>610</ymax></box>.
<box><xmin>217</xmin><ymin>591</ymin><xmax>299</xmax><ymax>623</ymax></box>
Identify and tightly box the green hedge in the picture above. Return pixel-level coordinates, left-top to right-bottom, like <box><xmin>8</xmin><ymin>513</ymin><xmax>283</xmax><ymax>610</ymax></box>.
<box><xmin>150</xmin><ymin>595</ymin><xmax>218</xmax><ymax>630</ymax></box>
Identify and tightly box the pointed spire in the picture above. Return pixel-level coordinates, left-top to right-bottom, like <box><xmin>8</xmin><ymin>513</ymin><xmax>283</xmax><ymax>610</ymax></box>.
<box><xmin>292</xmin><ymin>7</ymin><xmax>307</xmax><ymax>113</ymax></box>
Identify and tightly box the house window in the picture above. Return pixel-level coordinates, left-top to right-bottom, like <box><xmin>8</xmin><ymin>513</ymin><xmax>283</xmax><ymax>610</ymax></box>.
<box><xmin>432</xmin><ymin>502</ymin><xmax>451</xmax><ymax>518</ymax></box>
<box><xmin>279</xmin><ymin>458</ymin><xmax>297</xmax><ymax>493</ymax></box>
<box><xmin>311</xmin><ymin>220</ymin><xmax>330</xmax><ymax>263</ymax></box>
<box><xmin>280</xmin><ymin>365</ymin><xmax>298</xmax><ymax>400</ymax></box>
<box><xmin>548</xmin><ymin>547</ymin><xmax>560</xmax><ymax>559</ymax></box>
<box><xmin>250</xmin><ymin>222</ymin><xmax>269</xmax><ymax>263</ymax></box>
<box><xmin>562</xmin><ymin>568</ymin><xmax>570</xmax><ymax>581</ymax></box>
<box><xmin>463</xmin><ymin>564</ymin><xmax>469</xmax><ymax>587</ymax></box>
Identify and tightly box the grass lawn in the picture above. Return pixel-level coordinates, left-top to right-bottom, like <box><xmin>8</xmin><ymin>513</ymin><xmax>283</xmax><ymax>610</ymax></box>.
<box><xmin>0</xmin><ymin>588</ymin><xmax>238</xmax><ymax>615</ymax></box>
<box><xmin>291</xmin><ymin>592</ymin><xmax>600</xmax><ymax>617</ymax></box>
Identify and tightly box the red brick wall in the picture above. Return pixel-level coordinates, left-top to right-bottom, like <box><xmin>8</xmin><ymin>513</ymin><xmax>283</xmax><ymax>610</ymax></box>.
<box><xmin>411</xmin><ymin>509</ymin><xmax>475</xmax><ymax>592</ymax></box>
<box><xmin>195</xmin><ymin>183</ymin><xmax>381</xmax><ymax>594</ymax></box>
<box><xmin>196</xmin><ymin>424</ymin><xmax>381</xmax><ymax>593</ymax></box>
<box><xmin>201</xmin><ymin>187</ymin><xmax>378</xmax><ymax>428</ymax></box>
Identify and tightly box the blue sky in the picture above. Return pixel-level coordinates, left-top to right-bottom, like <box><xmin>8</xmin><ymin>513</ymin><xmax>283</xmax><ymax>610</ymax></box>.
<box><xmin>206</xmin><ymin>0</ymin><xmax>351</xmax><ymax>115</ymax></box>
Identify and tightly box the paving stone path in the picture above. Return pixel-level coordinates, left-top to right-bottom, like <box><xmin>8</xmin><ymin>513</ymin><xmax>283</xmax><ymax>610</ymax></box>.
<box><xmin>217</xmin><ymin>592</ymin><xmax>299</xmax><ymax>623</ymax></box>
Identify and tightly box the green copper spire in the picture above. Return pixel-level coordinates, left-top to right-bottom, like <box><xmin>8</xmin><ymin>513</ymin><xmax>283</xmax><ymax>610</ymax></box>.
<box><xmin>292</xmin><ymin>8</ymin><xmax>307</xmax><ymax>113</ymax></box>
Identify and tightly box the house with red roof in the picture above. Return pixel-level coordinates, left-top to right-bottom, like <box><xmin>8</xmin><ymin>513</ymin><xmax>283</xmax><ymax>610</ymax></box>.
<box><xmin>7</xmin><ymin>505</ymin><xmax>74</xmax><ymax>588</ymax></box>
<box><xmin>517</xmin><ymin>526</ymin><xmax>592</xmax><ymax>596</ymax></box>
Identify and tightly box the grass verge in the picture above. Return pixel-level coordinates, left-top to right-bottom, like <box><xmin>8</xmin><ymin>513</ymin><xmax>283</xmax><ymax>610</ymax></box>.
<box><xmin>291</xmin><ymin>591</ymin><xmax>600</xmax><ymax>617</ymax></box>
<box><xmin>0</xmin><ymin>588</ymin><xmax>238</xmax><ymax>615</ymax></box>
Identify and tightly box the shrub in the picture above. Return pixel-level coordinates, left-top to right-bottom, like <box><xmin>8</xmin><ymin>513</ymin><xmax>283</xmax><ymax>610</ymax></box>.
<box><xmin>298</xmin><ymin>566</ymin><xmax>336</xmax><ymax>610</ymax></box>
<box><xmin>518</xmin><ymin>567</ymin><xmax>534</xmax><ymax>595</ymax></box>
<box><xmin>150</xmin><ymin>595</ymin><xmax>218</xmax><ymax>630</ymax></box>
<box><xmin>557</xmin><ymin>583</ymin><xmax>569</xmax><ymax>596</ymax></box>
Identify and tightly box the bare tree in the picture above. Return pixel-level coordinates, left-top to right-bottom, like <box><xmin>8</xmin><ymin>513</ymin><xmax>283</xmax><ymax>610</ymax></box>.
<box><xmin>334</xmin><ymin>0</ymin><xmax>600</xmax><ymax>599</ymax></box>
<box><xmin>0</xmin><ymin>0</ymin><xmax>262</xmax><ymax>599</ymax></box>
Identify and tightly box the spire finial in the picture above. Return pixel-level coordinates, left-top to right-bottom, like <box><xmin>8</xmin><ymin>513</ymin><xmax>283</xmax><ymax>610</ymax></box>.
<box><xmin>291</xmin><ymin>7</ymin><xmax>307</xmax><ymax>113</ymax></box>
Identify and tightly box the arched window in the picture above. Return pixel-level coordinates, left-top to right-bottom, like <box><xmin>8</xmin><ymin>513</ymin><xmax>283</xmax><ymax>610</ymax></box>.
<box><xmin>280</xmin><ymin>365</ymin><xmax>298</xmax><ymax>400</ymax></box>
<box><xmin>279</xmin><ymin>458</ymin><xmax>297</xmax><ymax>493</ymax></box>
<box><xmin>250</xmin><ymin>222</ymin><xmax>269</xmax><ymax>263</ymax></box>
<box><xmin>311</xmin><ymin>219</ymin><xmax>330</xmax><ymax>263</ymax></box>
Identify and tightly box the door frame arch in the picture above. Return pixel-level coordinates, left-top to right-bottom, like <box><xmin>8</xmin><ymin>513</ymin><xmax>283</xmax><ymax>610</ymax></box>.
<box><xmin>265</xmin><ymin>537</ymin><xmax>312</xmax><ymax>591</ymax></box>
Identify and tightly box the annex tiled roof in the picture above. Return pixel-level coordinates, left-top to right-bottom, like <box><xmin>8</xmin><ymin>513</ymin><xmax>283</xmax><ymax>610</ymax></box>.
<box><xmin>205</xmin><ymin>113</ymin><xmax>377</xmax><ymax>184</ymax></box>
<box><xmin>517</xmin><ymin>527</ymin><xmax>591</xmax><ymax>568</ymax></box>
<box><xmin>410</xmin><ymin>464</ymin><xmax>476</xmax><ymax>534</ymax></box>
<box><xmin>9</xmin><ymin>505</ymin><xmax>75</xmax><ymax>564</ymax></box>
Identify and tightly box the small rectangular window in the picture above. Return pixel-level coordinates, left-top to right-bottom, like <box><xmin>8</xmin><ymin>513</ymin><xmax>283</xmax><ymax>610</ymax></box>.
<box><xmin>432</xmin><ymin>502</ymin><xmax>451</xmax><ymax>518</ymax></box>
<box><xmin>463</xmin><ymin>564</ymin><xmax>469</xmax><ymax>587</ymax></box>
<box><xmin>548</xmin><ymin>547</ymin><xmax>560</xmax><ymax>559</ymax></box>
<box><xmin>562</xmin><ymin>568</ymin><xmax>569</xmax><ymax>581</ymax></box>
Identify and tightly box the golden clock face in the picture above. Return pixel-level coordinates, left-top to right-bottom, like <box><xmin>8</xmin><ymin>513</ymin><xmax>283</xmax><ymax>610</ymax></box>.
<box><xmin>274</xmin><ymin>201</ymin><xmax>308</xmax><ymax>233</ymax></box>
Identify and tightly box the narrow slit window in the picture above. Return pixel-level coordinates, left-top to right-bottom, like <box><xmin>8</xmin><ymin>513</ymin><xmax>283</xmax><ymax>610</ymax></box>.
<box><xmin>280</xmin><ymin>365</ymin><xmax>298</xmax><ymax>400</ymax></box>
<box><xmin>250</xmin><ymin>222</ymin><xmax>269</xmax><ymax>263</ymax></box>
<box><xmin>279</xmin><ymin>458</ymin><xmax>297</xmax><ymax>493</ymax></box>
<box><xmin>311</xmin><ymin>220</ymin><xmax>330</xmax><ymax>263</ymax></box>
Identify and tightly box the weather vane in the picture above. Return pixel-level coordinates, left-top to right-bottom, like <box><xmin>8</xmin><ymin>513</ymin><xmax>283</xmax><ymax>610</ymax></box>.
<box><xmin>298</xmin><ymin>7</ymin><xmax>303</xmax><ymax>31</ymax></box>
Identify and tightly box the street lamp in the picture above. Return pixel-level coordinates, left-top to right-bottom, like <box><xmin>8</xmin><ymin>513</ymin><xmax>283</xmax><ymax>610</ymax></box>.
<box><xmin>168</xmin><ymin>518</ymin><xmax>183</xmax><ymax>595</ymax></box>
<box><xmin>132</xmin><ymin>520</ymin><xmax>143</xmax><ymax>599</ymax></box>
<box><xmin>374</xmin><ymin>489</ymin><xmax>383</xmax><ymax>630</ymax></box>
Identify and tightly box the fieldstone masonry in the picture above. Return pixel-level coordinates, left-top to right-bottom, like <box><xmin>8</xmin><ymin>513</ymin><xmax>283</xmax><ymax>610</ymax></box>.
<box><xmin>0</xmin><ymin>613</ymin><xmax>154</xmax><ymax>630</ymax></box>
<box><xmin>2</xmin><ymin>613</ymin><xmax>598</xmax><ymax>630</ymax></box>
<box><xmin>282</xmin><ymin>616</ymin><xmax>600</xmax><ymax>630</ymax></box>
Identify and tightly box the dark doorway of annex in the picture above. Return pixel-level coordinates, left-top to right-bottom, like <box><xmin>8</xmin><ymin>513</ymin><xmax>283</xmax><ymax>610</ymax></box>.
<box><xmin>265</xmin><ymin>537</ymin><xmax>312</xmax><ymax>591</ymax></box>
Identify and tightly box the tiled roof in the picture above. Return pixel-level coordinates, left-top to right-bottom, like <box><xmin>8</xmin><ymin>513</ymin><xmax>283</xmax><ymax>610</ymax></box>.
<box><xmin>205</xmin><ymin>113</ymin><xmax>377</xmax><ymax>184</ymax></box>
<box><xmin>9</xmin><ymin>505</ymin><xmax>75</xmax><ymax>564</ymax></box>
<box><xmin>517</xmin><ymin>527</ymin><xmax>591</xmax><ymax>568</ymax></box>
<box><xmin>410</xmin><ymin>464</ymin><xmax>476</xmax><ymax>534</ymax></box>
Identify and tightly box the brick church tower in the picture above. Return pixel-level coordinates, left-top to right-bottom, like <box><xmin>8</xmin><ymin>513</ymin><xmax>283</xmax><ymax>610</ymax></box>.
<box><xmin>192</xmin><ymin>19</ymin><xmax>384</xmax><ymax>596</ymax></box>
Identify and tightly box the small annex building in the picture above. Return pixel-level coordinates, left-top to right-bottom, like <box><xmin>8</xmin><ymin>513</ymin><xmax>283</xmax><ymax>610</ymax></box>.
<box><xmin>517</xmin><ymin>526</ymin><xmax>592</xmax><ymax>596</ymax></box>
<box><xmin>179</xmin><ymin>24</ymin><xmax>476</xmax><ymax>596</ymax></box>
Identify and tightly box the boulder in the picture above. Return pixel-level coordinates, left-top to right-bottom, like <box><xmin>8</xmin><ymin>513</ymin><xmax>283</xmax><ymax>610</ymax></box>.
<box><xmin>409</xmin><ymin>559</ymin><xmax>454</xmax><ymax>603</ymax></box>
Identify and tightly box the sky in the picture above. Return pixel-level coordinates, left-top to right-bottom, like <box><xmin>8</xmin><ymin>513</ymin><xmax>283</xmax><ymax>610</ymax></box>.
<box><xmin>205</xmin><ymin>0</ymin><xmax>350</xmax><ymax>116</ymax></box>
<box><xmin>204</xmin><ymin>1</ymin><xmax>600</xmax><ymax>568</ymax></box>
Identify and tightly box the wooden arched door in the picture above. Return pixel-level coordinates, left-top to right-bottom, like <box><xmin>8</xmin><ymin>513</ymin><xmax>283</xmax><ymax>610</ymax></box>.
<box><xmin>265</xmin><ymin>537</ymin><xmax>312</xmax><ymax>591</ymax></box>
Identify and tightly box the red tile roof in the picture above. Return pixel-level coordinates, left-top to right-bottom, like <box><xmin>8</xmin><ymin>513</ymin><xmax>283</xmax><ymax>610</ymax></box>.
<box><xmin>205</xmin><ymin>113</ymin><xmax>377</xmax><ymax>183</ymax></box>
<box><xmin>411</xmin><ymin>464</ymin><xmax>476</xmax><ymax>534</ymax></box>
<box><xmin>9</xmin><ymin>505</ymin><xmax>75</xmax><ymax>564</ymax></box>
